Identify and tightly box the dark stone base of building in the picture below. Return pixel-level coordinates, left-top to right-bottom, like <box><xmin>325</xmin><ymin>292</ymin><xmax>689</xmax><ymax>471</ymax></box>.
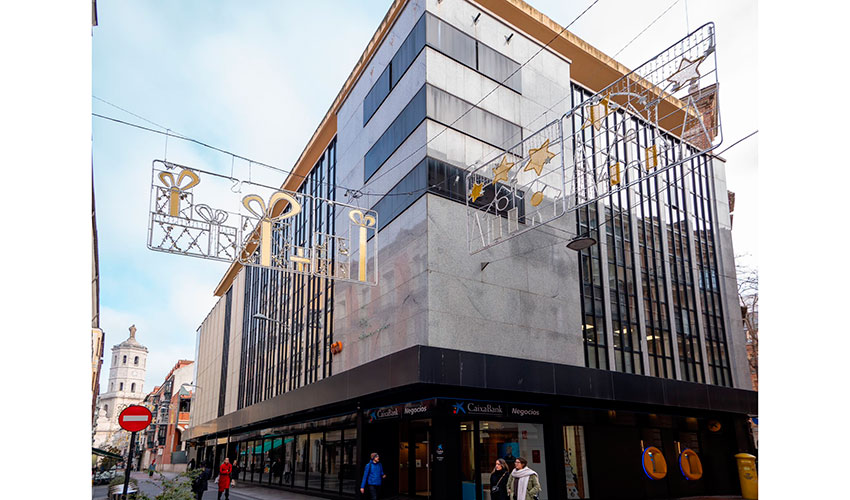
<box><xmin>187</xmin><ymin>346</ymin><xmax>757</xmax><ymax>500</ymax></box>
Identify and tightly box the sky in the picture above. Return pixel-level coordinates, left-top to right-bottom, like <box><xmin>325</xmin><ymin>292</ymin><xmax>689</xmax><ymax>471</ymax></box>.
<box><xmin>91</xmin><ymin>0</ymin><xmax>757</xmax><ymax>394</ymax></box>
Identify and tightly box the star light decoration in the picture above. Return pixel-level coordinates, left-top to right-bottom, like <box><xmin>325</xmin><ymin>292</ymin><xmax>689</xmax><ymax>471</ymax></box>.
<box><xmin>468</xmin><ymin>139</ymin><xmax>558</xmax><ymax>204</ymax></box>
<box><xmin>524</xmin><ymin>139</ymin><xmax>556</xmax><ymax>176</ymax></box>
<box><xmin>492</xmin><ymin>156</ymin><xmax>514</xmax><ymax>184</ymax></box>
<box><xmin>666</xmin><ymin>56</ymin><xmax>703</xmax><ymax>91</ymax></box>
<box><xmin>469</xmin><ymin>182</ymin><xmax>484</xmax><ymax>202</ymax></box>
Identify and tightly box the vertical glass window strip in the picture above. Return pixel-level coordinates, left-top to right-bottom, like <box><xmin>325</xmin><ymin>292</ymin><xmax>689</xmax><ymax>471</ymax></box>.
<box><xmin>237</xmin><ymin>140</ymin><xmax>337</xmax><ymax>408</ymax></box>
<box><xmin>572</xmin><ymin>85</ymin><xmax>608</xmax><ymax>370</ymax></box>
<box><xmin>637</xmin><ymin>122</ymin><xmax>675</xmax><ymax>379</ymax></box>
<box><xmin>603</xmin><ymin>111</ymin><xmax>643</xmax><ymax>374</ymax></box>
<box><xmin>690</xmin><ymin>154</ymin><xmax>732</xmax><ymax>386</ymax></box>
<box><xmin>664</xmin><ymin>147</ymin><xmax>704</xmax><ymax>383</ymax></box>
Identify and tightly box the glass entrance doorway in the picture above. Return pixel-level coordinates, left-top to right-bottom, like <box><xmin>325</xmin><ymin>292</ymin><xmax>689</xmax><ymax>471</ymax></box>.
<box><xmin>399</xmin><ymin>419</ymin><xmax>431</xmax><ymax>498</ymax></box>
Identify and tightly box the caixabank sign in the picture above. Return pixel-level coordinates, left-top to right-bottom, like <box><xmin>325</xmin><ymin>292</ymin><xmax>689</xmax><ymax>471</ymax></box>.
<box><xmin>451</xmin><ymin>401</ymin><xmax>543</xmax><ymax>418</ymax></box>
<box><xmin>365</xmin><ymin>399</ymin><xmax>544</xmax><ymax>422</ymax></box>
<box><xmin>365</xmin><ymin>399</ymin><xmax>437</xmax><ymax>423</ymax></box>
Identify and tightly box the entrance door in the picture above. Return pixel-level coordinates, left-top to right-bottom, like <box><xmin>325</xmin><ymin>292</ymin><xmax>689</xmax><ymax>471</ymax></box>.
<box><xmin>400</xmin><ymin>420</ymin><xmax>431</xmax><ymax>498</ymax></box>
<box><xmin>412</xmin><ymin>421</ymin><xmax>430</xmax><ymax>498</ymax></box>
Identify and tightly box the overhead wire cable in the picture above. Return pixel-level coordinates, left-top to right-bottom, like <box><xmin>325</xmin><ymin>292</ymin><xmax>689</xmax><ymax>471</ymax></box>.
<box><xmin>613</xmin><ymin>0</ymin><xmax>681</xmax><ymax>58</ymax></box>
<box><xmin>94</xmin><ymin>0</ymin><xmax>718</xmax><ymax>205</ymax></box>
<box><xmin>91</xmin><ymin>0</ymin><xmax>601</xmax><ymax>198</ymax></box>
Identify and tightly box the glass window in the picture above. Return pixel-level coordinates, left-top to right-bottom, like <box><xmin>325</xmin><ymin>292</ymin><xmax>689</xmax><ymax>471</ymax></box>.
<box><xmin>364</xmin><ymin>85</ymin><xmax>427</xmax><ymax>182</ymax></box>
<box><xmin>324</xmin><ymin>430</ymin><xmax>342</xmax><ymax>493</ymax></box>
<box><xmin>268</xmin><ymin>437</ymin><xmax>285</xmax><ymax>485</ymax></box>
<box><xmin>123</xmin><ymin>355</ymin><xmax>127</xmax><ymax>364</ymax></box>
<box><xmin>308</xmin><ymin>432</ymin><xmax>323</xmax><ymax>490</ymax></box>
<box><xmin>295</xmin><ymin>434</ymin><xmax>308</xmax><ymax>488</ymax></box>
<box><xmin>342</xmin><ymin>428</ymin><xmax>358</xmax><ymax>494</ymax></box>
<box><xmin>134</xmin><ymin>356</ymin><xmax>139</xmax><ymax>366</ymax></box>
<box><xmin>252</xmin><ymin>440</ymin><xmax>262</xmax><ymax>482</ymax></box>
<box><xmin>563</xmin><ymin>426</ymin><xmax>590</xmax><ymax>499</ymax></box>
<box><xmin>477</xmin><ymin>42</ymin><xmax>521</xmax><ymax>92</ymax></box>
<box><xmin>478</xmin><ymin>421</ymin><xmax>548</xmax><ymax>500</ymax></box>
<box><xmin>131</xmin><ymin>383</ymin><xmax>135</xmax><ymax>392</ymax></box>
<box><xmin>283</xmin><ymin>436</ymin><xmax>295</xmax><ymax>486</ymax></box>
<box><xmin>119</xmin><ymin>383</ymin><xmax>123</xmax><ymax>391</ymax></box>
<box><xmin>425</xmin><ymin>13</ymin><xmax>476</xmax><ymax>68</ymax></box>
<box><xmin>392</xmin><ymin>14</ymin><xmax>427</xmax><ymax>87</ymax></box>
<box><xmin>260</xmin><ymin>438</ymin><xmax>270</xmax><ymax>484</ymax></box>
<box><xmin>426</xmin><ymin>85</ymin><xmax>521</xmax><ymax>149</ymax></box>
<box><xmin>364</xmin><ymin>65</ymin><xmax>391</xmax><ymax>125</ymax></box>
<box><xmin>460</xmin><ymin>422</ymin><xmax>475</xmax><ymax>500</ymax></box>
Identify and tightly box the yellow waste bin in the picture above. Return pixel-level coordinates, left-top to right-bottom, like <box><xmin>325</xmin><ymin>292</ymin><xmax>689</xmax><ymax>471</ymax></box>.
<box><xmin>735</xmin><ymin>453</ymin><xmax>758</xmax><ymax>499</ymax></box>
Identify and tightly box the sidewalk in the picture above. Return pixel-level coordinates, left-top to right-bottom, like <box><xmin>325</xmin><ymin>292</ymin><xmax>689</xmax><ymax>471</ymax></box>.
<box><xmin>130</xmin><ymin>471</ymin><xmax>331</xmax><ymax>500</ymax></box>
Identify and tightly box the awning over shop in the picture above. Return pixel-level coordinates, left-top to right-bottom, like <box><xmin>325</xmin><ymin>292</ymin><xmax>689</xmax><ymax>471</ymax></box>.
<box><xmin>92</xmin><ymin>447</ymin><xmax>123</xmax><ymax>459</ymax></box>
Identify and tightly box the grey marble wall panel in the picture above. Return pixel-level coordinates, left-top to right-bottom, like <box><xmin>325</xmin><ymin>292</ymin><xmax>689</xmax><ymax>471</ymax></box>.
<box><xmin>710</xmin><ymin>158</ymin><xmax>752</xmax><ymax>389</ymax></box>
<box><xmin>425</xmin><ymin>194</ymin><xmax>584</xmax><ymax>366</ymax></box>
<box><xmin>333</xmin><ymin>196</ymin><xmax>430</xmax><ymax>373</ymax></box>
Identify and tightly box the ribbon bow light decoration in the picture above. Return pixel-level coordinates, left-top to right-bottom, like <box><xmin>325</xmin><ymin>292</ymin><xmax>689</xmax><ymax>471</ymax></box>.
<box><xmin>348</xmin><ymin>209</ymin><xmax>376</xmax><ymax>282</ymax></box>
<box><xmin>195</xmin><ymin>204</ymin><xmax>230</xmax><ymax>258</ymax></box>
<box><xmin>158</xmin><ymin>169</ymin><xmax>200</xmax><ymax>217</ymax></box>
<box><xmin>242</xmin><ymin>191</ymin><xmax>302</xmax><ymax>267</ymax></box>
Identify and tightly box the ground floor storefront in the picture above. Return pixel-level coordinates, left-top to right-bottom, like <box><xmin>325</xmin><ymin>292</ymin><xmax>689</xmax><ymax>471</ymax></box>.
<box><xmin>186</xmin><ymin>346</ymin><xmax>756</xmax><ymax>500</ymax></box>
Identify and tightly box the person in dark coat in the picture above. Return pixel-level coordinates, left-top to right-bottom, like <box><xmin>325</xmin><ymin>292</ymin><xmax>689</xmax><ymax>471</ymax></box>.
<box><xmin>490</xmin><ymin>458</ymin><xmax>510</xmax><ymax>500</ymax></box>
<box><xmin>192</xmin><ymin>462</ymin><xmax>212</xmax><ymax>500</ymax></box>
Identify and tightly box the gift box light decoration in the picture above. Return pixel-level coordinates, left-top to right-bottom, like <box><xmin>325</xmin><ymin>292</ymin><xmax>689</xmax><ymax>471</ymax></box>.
<box><xmin>465</xmin><ymin>23</ymin><xmax>722</xmax><ymax>255</ymax></box>
<box><xmin>147</xmin><ymin>159</ymin><xmax>379</xmax><ymax>285</ymax></box>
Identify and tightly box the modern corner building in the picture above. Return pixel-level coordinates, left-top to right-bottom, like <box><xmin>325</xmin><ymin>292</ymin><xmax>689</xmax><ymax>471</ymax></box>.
<box><xmin>185</xmin><ymin>0</ymin><xmax>756</xmax><ymax>499</ymax></box>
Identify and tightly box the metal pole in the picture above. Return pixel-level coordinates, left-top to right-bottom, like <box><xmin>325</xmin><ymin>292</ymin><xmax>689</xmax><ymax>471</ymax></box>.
<box><xmin>123</xmin><ymin>431</ymin><xmax>136</xmax><ymax>499</ymax></box>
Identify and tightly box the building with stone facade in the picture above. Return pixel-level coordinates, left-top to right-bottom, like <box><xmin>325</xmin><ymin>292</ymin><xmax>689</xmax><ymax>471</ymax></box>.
<box><xmin>93</xmin><ymin>326</ymin><xmax>149</xmax><ymax>452</ymax></box>
<box><xmin>184</xmin><ymin>1</ymin><xmax>757</xmax><ymax>498</ymax></box>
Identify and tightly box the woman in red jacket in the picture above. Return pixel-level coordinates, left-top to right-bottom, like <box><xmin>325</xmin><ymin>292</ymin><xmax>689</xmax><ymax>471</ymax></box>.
<box><xmin>217</xmin><ymin>458</ymin><xmax>232</xmax><ymax>500</ymax></box>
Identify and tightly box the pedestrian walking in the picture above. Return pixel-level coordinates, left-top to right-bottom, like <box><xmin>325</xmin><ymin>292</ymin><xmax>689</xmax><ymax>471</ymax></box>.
<box><xmin>188</xmin><ymin>458</ymin><xmax>196</xmax><ymax>471</ymax></box>
<box><xmin>191</xmin><ymin>462</ymin><xmax>213</xmax><ymax>500</ymax></box>
<box><xmin>217</xmin><ymin>457</ymin><xmax>233</xmax><ymax>500</ymax></box>
<box><xmin>490</xmin><ymin>458</ymin><xmax>510</xmax><ymax>500</ymax></box>
<box><xmin>231</xmin><ymin>460</ymin><xmax>240</xmax><ymax>481</ymax></box>
<box><xmin>360</xmin><ymin>452</ymin><xmax>387</xmax><ymax>500</ymax></box>
<box><xmin>148</xmin><ymin>458</ymin><xmax>156</xmax><ymax>477</ymax></box>
<box><xmin>507</xmin><ymin>457</ymin><xmax>541</xmax><ymax>500</ymax></box>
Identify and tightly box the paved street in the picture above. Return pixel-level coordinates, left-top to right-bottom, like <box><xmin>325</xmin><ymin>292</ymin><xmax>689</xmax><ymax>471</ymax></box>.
<box><xmin>93</xmin><ymin>471</ymin><xmax>328</xmax><ymax>500</ymax></box>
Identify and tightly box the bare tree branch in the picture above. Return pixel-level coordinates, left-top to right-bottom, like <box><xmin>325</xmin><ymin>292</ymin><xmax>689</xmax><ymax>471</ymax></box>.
<box><xmin>736</xmin><ymin>257</ymin><xmax>758</xmax><ymax>390</ymax></box>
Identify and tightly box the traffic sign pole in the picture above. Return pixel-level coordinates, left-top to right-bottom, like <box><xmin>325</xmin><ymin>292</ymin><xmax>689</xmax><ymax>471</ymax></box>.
<box><xmin>117</xmin><ymin>405</ymin><xmax>152</xmax><ymax>500</ymax></box>
<box><xmin>122</xmin><ymin>431</ymin><xmax>136</xmax><ymax>500</ymax></box>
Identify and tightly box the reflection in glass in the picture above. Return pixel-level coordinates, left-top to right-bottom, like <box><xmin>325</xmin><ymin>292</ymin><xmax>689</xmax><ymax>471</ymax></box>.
<box><xmin>308</xmin><ymin>432</ymin><xmax>323</xmax><ymax>490</ymax></box>
<box><xmin>478</xmin><ymin>421</ymin><xmax>548</xmax><ymax>500</ymax></box>
<box><xmin>324</xmin><ymin>430</ymin><xmax>342</xmax><ymax>493</ymax></box>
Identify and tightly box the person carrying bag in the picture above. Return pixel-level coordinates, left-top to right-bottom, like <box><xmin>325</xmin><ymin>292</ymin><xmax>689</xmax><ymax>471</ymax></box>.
<box><xmin>490</xmin><ymin>458</ymin><xmax>510</xmax><ymax>500</ymax></box>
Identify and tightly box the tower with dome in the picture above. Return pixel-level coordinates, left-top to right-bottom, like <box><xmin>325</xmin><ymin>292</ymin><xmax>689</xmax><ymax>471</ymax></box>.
<box><xmin>93</xmin><ymin>325</ymin><xmax>149</xmax><ymax>450</ymax></box>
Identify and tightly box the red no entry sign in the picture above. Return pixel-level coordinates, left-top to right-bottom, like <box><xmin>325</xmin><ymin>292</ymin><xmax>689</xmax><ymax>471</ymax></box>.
<box><xmin>118</xmin><ymin>405</ymin><xmax>153</xmax><ymax>432</ymax></box>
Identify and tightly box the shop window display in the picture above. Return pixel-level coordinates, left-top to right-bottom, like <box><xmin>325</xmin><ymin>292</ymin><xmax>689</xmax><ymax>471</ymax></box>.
<box><xmin>563</xmin><ymin>426</ymin><xmax>590</xmax><ymax>499</ymax></box>
<box><xmin>479</xmin><ymin>421</ymin><xmax>548</xmax><ymax>500</ymax></box>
